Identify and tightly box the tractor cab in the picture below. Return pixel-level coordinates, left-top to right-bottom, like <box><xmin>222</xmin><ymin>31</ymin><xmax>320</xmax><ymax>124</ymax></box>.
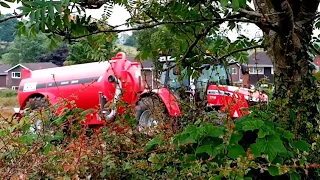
<box><xmin>158</xmin><ymin>56</ymin><xmax>235</xmax><ymax>103</ymax></box>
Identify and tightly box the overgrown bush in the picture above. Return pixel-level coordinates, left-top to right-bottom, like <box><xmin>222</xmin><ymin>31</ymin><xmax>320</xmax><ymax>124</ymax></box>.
<box><xmin>0</xmin><ymin>89</ymin><xmax>17</xmax><ymax>97</ymax></box>
<box><xmin>0</xmin><ymin>93</ymin><xmax>319</xmax><ymax>179</ymax></box>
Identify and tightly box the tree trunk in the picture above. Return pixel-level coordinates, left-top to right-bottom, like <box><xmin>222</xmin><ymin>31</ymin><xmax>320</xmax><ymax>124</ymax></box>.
<box><xmin>252</xmin><ymin>0</ymin><xmax>320</xmax><ymax>138</ymax></box>
<box><xmin>265</xmin><ymin>32</ymin><xmax>319</xmax><ymax>136</ymax></box>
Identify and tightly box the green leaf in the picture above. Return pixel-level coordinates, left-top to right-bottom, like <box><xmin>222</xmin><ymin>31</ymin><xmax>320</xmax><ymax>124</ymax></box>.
<box><xmin>19</xmin><ymin>134</ymin><xmax>36</xmax><ymax>145</ymax></box>
<box><xmin>232</xmin><ymin>0</ymin><xmax>240</xmax><ymax>11</ymax></box>
<box><xmin>63</xmin><ymin>13</ymin><xmax>71</xmax><ymax>27</ymax></box>
<box><xmin>175</xmin><ymin>132</ymin><xmax>196</xmax><ymax>145</ymax></box>
<box><xmin>63</xmin><ymin>0</ymin><xmax>70</xmax><ymax>6</ymax></box>
<box><xmin>0</xmin><ymin>129</ymin><xmax>7</xmax><ymax>137</ymax></box>
<box><xmin>29</xmin><ymin>11</ymin><xmax>35</xmax><ymax>22</ymax></box>
<box><xmin>282</xmin><ymin>131</ymin><xmax>294</xmax><ymax>140</ymax></box>
<box><xmin>203</xmin><ymin>124</ymin><xmax>225</xmax><ymax>138</ymax></box>
<box><xmin>43</xmin><ymin>143</ymin><xmax>52</xmax><ymax>155</ymax></box>
<box><xmin>55</xmin><ymin>16</ymin><xmax>63</xmax><ymax>29</ymax></box>
<box><xmin>239</xmin><ymin>0</ymin><xmax>247</xmax><ymax>7</ymax></box>
<box><xmin>227</xmin><ymin>144</ymin><xmax>246</xmax><ymax>159</ymax></box>
<box><xmin>242</xmin><ymin>118</ymin><xmax>264</xmax><ymax>131</ymax></box>
<box><xmin>145</xmin><ymin>136</ymin><xmax>164</xmax><ymax>152</ymax></box>
<box><xmin>250</xmin><ymin>135</ymin><xmax>287</xmax><ymax>162</ymax></box>
<box><xmin>48</xmin><ymin>6</ymin><xmax>54</xmax><ymax>20</ymax></box>
<box><xmin>196</xmin><ymin>144</ymin><xmax>215</xmax><ymax>156</ymax></box>
<box><xmin>291</xmin><ymin>140</ymin><xmax>310</xmax><ymax>152</ymax></box>
<box><xmin>220</xmin><ymin>0</ymin><xmax>229</xmax><ymax>7</ymax></box>
<box><xmin>45</xmin><ymin>130</ymin><xmax>64</xmax><ymax>142</ymax></box>
<box><xmin>55</xmin><ymin>3</ymin><xmax>62</xmax><ymax>13</ymax></box>
<box><xmin>0</xmin><ymin>1</ymin><xmax>10</xmax><ymax>8</ymax></box>
<box><xmin>230</xmin><ymin>131</ymin><xmax>243</xmax><ymax>145</ymax></box>
<box><xmin>268</xmin><ymin>157</ymin><xmax>283</xmax><ymax>176</ymax></box>
<box><xmin>209</xmin><ymin>175</ymin><xmax>222</xmax><ymax>180</ymax></box>
<box><xmin>289</xmin><ymin>172</ymin><xmax>301</xmax><ymax>180</ymax></box>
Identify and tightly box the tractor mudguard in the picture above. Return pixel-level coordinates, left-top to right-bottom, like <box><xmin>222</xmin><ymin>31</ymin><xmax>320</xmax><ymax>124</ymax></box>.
<box><xmin>139</xmin><ymin>88</ymin><xmax>181</xmax><ymax>117</ymax></box>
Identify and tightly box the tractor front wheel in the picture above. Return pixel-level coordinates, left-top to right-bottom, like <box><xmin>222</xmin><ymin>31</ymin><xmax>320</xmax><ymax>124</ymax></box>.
<box><xmin>135</xmin><ymin>95</ymin><xmax>169</xmax><ymax>136</ymax></box>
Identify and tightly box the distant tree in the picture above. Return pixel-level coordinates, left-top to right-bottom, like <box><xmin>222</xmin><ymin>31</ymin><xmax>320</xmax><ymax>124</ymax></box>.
<box><xmin>123</xmin><ymin>35</ymin><xmax>136</xmax><ymax>47</ymax></box>
<box><xmin>0</xmin><ymin>14</ymin><xmax>19</xmax><ymax>42</ymax></box>
<box><xmin>2</xmin><ymin>33</ymin><xmax>51</xmax><ymax>65</ymax></box>
<box><xmin>64</xmin><ymin>33</ymin><xmax>121</xmax><ymax>65</ymax></box>
<box><xmin>37</xmin><ymin>44</ymin><xmax>69</xmax><ymax>66</ymax></box>
<box><xmin>0</xmin><ymin>42</ymin><xmax>10</xmax><ymax>60</ymax></box>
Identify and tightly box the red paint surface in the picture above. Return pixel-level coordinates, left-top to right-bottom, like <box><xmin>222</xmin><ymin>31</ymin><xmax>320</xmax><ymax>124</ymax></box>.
<box><xmin>17</xmin><ymin>52</ymin><xmax>144</xmax><ymax>127</ymax></box>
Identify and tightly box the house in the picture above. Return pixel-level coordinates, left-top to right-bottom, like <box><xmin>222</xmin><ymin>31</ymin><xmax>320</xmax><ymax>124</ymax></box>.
<box><xmin>228</xmin><ymin>51</ymin><xmax>274</xmax><ymax>86</ymax></box>
<box><xmin>4</xmin><ymin>62</ymin><xmax>58</xmax><ymax>90</ymax></box>
<box><xmin>0</xmin><ymin>64</ymin><xmax>10</xmax><ymax>88</ymax></box>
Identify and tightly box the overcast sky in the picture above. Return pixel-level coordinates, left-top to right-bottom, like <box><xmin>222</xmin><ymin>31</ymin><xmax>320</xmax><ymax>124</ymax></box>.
<box><xmin>0</xmin><ymin>3</ymin><xmax>319</xmax><ymax>41</ymax></box>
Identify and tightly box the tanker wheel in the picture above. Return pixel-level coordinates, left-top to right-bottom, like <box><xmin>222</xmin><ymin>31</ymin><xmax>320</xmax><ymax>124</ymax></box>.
<box><xmin>24</xmin><ymin>97</ymin><xmax>59</xmax><ymax>136</ymax></box>
<box><xmin>135</xmin><ymin>95</ymin><xmax>170</xmax><ymax>136</ymax></box>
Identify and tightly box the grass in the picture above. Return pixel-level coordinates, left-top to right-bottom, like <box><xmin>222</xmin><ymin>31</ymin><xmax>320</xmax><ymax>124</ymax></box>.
<box><xmin>0</xmin><ymin>96</ymin><xmax>18</xmax><ymax>107</ymax></box>
<box><xmin>0</xmin><ymin>89</ymin><xmax>19</xmax><ymax>121</ymax></box>
<box><xmin>0</xmin><ymin>89</ymin><xmax>17</xmax><ymax>97</ymax></box>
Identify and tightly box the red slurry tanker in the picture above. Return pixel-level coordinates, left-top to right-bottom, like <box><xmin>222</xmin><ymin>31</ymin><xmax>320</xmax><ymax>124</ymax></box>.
<box><xmin>12</xmin><ymin>52</ymin><xmax>267</xmax><ymax>133</ymax></box>
<box><xmin>12</xmin><ymin>52</ymin><xmax>180</xmax><ymax>131</ymax></box>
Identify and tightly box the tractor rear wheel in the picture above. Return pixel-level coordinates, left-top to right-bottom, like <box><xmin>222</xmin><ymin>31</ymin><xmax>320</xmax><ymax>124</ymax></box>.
<box><xmin>135</xmin><ymin>95</ymin><xmax>169</xmax><ymax>136</ymax></box>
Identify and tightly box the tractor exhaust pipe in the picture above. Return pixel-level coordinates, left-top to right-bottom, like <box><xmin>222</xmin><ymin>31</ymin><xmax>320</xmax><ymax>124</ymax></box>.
<box><xmin>104</xmin><ymin>75</ymin><xmax>122</xmax><ymax>120</ymax></box>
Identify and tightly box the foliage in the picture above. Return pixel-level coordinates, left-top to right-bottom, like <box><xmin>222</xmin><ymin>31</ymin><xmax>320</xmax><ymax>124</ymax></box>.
<box><xmin>0</xmin><ymin>42</ymin><xmax>10</xmax><ymax>59</ymax></box>
<box><xmin>0</xmin><ymin>14</ymin><xmax>19</xmax><ymax>42</ymax></box>
<box><xmin>1</xmin><ymin>33</ymin><xmax>52</xmax><ymax>65</ymax></box>
<box><xmin>123</xmin><ymin>34</ymin><xmax>137</xmax><ymax>47</ymax></box>
<box><xmin>37</xmin><ymin>44</ymin><xmax>69</xmax><ymax>66</ymax></box>
<box><xmin>0</xmin><ymin>95</ymin><xmax>319</xmax><ymax>179</ymax></box>
<box><xmin>64</xmin><ymin>33</ymin><xmax>121</xmax><ymax>65</ymax></box>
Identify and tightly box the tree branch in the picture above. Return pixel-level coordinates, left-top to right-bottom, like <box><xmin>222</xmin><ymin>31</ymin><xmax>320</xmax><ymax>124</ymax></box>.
<box><xmin>66</xmin><ymin>15</ymin><xmax>270</xmax><ymax>40</ymax></box>
<box><xmin>270</xmin><ymin>0</ymin><xmax>294</xmax><ymax>39</ymax></box>
<box><xmin>0</xmin><ymin>14</ymin><xmax>22</xmax><ymax>23</ymax></box>
<box><xmin>294</xmin><ymin>0</ymin><xmax>320</xmax><ymax>43</ymax></box>
<box><xmin>218</xmin><ymin>44</ymin><xmax>264</xmax><ymax>61</ymax></box>
<box><xmin>176</xmin><ymin>14</ymin><xmax>257</xmax><ymax>64</ymax></box>
<box><xmin>239</xmin><ymin>5</ymin><xmax>280</xmax><ymax>33</ymax></box>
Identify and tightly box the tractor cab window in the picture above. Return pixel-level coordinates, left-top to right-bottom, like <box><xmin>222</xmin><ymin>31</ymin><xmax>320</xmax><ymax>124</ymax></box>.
<box><xmin>195</xmin><ymin>64</ymin><xmax>228</xmax><ymax>91</ymax></box>
<box><xmin>160</xmin><ymin>62</ymin><xmax>189</xmax><ymax>90</ymax></box>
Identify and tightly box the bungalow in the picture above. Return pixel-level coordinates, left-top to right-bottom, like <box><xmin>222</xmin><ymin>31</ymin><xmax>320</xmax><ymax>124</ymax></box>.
<box><xmin>4</xmin><ymin>62</ymin><xmax>58</xmax><ymax>90</ymax></box>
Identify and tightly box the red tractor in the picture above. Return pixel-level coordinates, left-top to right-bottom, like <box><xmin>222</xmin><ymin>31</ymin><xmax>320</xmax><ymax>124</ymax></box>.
<box><xmin>134</xmin><ymin>55</ymin><xmax>268</xmax><ymax>132</ymax></box>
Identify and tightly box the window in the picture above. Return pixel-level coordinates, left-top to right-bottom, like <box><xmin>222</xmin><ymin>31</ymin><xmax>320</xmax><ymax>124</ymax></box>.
<box><xmin>12</xmin><ymin>72</ymin><xmax>21</xmax><ymax>79</ymax></box>
<box><xmin>11</xmin><ymin>86</ymin><xmax>19</xmax><ymax>90</ymax></box>
<box><xmin>232</xmin><ymin>68</ymin><xmax>237</xmax><ymax>75</ymax></box>
<box><xmin>249</xmin><ymin>67</ymin><xmax>264</xmax><ymax>74</ymax></box>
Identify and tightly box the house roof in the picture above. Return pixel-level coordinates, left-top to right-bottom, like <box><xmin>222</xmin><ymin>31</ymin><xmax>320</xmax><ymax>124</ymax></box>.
<box><xmin>5</xmin><ymin>62</ymin><xmax>58</xmax><ymax>72</ymax></box>
<box><xmin>248</xmin><ymin>51</ymin><xmax>273</xmax><ymax>66</ymax></box>
<box><xmin>0</xmin><ymin>64</ymin><xmax>10</xmax><ymax>75</ymax></box>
